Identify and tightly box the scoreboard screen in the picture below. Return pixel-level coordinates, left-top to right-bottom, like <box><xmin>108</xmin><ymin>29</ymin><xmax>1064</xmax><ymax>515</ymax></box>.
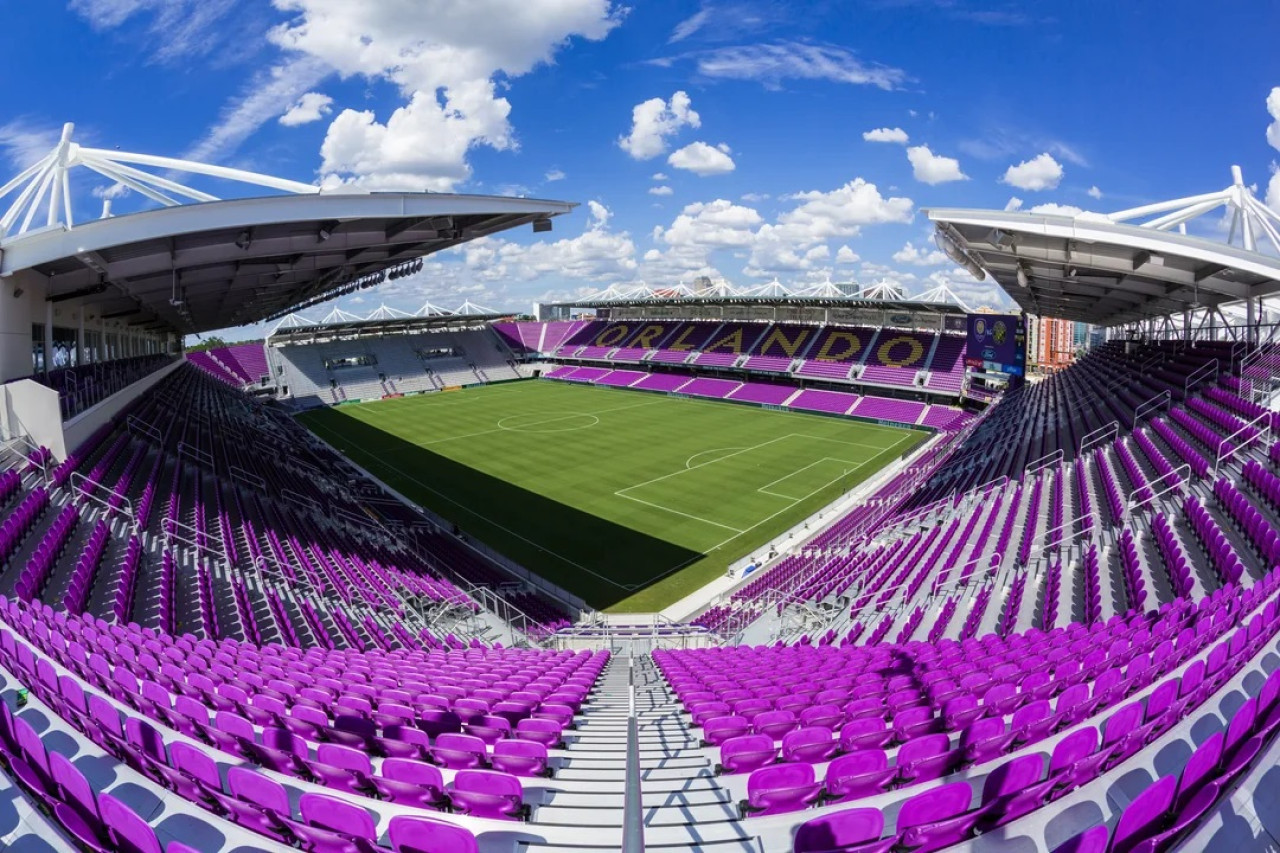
<box><xmin>965</xmin><ymin>314</ymin><xmax>1026</xmax><ymax>377</ymax></box>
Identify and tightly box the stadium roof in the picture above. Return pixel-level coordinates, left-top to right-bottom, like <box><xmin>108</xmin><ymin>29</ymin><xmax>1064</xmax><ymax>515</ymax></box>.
<box><xmin>0</xmin><ymin>124</ymin><xmax>574</xmax><ymax>335</ymax></box>
<box><xmin>266</xmin><ymin>308</ymin><xmax>507</xmax><ymax>346</ymax></box>
<box><xmin>542</xmin><ymin>279</ymin><xmax>974</xmax><ymax>314</ymax></box>
<box><xmin>927</xmin><ymin>166</ymin><xmax>1280</xmax><ymax>328</ymax></box>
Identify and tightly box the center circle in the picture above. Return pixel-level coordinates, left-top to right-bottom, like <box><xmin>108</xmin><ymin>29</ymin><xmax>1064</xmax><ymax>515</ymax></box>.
<box><xmin>498</xmin><ymin>413</ymin><xmax>600</xmax><ymax>433</ymax></box>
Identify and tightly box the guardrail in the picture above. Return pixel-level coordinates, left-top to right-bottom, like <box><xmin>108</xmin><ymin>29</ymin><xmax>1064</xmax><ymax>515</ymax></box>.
<box><xmin>1184</xmin><ymin>359</ymin><xmax>1219</xmax><ymax>396</ymax></box>
<box><xmin>1213</xmin><ymin>410</ymin><xmax>1272</xmax><ymax>475</ymax></box>
<box><xmin>71</xmin><ymin>472</ymin><xmax>136</xmax><ymax>532</ymax></box>
<box><xmin>1132</xmin><ymin>390</ymin><xmax>1171</xmax><ymax>429</ymax></box>
<box><xmin>126</xmin><ymin>415</ymin><xmax>163</xmax><ymax>444</ymax></box>
<box><xmin>1080</xmin><ymin>421</ymin><xmax>1118</xmax><ymax>456</ymax></box>
<box><xmin>1123</xmin><ymin>463</ymin><xmax>1191</xmax><ymax>519</ymax></box>
<box><xmin>622</xmin><ymin>657</ymin><xmax>645</xmax><ymax>853</ymax></box>
<box><xmin>1027</xmin><ymin>448</ymin><xmax>1063</xmax><ymax>476</ymax></box>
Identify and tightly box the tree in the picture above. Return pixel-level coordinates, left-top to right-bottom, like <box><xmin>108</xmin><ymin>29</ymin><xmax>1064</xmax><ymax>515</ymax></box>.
<box><xmin>185</xmin><ymin>336</ymin><xmax>227</xmax><ymax>352</ymax></box>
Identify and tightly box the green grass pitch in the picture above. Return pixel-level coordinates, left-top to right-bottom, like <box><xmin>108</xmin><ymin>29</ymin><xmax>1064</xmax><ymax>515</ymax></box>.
<box><xmin>297</xmin><ymin>380</ymin><xmax>927</xmax><ymax>612</ymax></box>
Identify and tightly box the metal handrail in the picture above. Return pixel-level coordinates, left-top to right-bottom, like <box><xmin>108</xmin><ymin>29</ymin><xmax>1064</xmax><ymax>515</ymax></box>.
<box><xmin>71</xmin><ymin>472</ymin><xmax>136</xmax><ymax>532</ymax></box>
<box><xmin>1027</xmin><ymin>448</ymin><xmax>1064</xmax><ymax>476</ymax></box>
<box><xmin>1079</xmin><ymin>421</ymin><xmax>1119</xmax><ymax>456</ymax></box>
<box><xmin>622</xmin><ymin>657</ymin><xmax>645</xmax><ymax>853</ymax></box>
<box><xmin>1213</xmin><ymin>410</ymin><xmax>1273</xmax><ymax>474</ymax></box>
<box><xmin>1032</xmin><ymin>510</ymin><xmax>1096</xmax><ymax>558</ymax></box>
<box><xmin>230</xmin><ymin>465</ymin><xmax>266</xmax><ymax>491</ymax></box>
<box><xmin>1184</xmin><ymin>359</ymin><xmax>1219</xmax><ymax>396</ymax></box>
<box><xmin>1124</xmin><ymin>463</ymin><xmax>1191</xmax><ymax>518</ymax></box>
<box><xmin>177</xmin><ymin>441</ymin><xmax>215</xmax><ymax>470</ymax></box>
<box><xmin>1132</xmin><ymin>390</ymin><xmax>1171</xmax><ymax>429</ymax></box>
<box><xmin>126</xmin><ymin>415</ymin><xmax>162</xmax><ymax>444</ymax></box>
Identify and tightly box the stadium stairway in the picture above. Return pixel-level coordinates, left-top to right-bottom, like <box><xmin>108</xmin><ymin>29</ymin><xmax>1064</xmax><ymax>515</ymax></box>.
<box><xmin>535</xmin><ymin>654</ymin><xmax>756</xmax><ymax>852</ymax></box>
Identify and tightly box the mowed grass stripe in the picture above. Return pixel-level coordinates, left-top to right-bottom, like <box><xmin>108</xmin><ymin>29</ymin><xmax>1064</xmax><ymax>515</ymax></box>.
<box><xmin>298</xmin><ymin>381</ymin><xmax>927</xmax><ymax>612</ymax></box>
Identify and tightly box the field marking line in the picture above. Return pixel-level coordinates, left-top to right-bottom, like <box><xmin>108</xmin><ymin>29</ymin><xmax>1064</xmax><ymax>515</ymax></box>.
<box><xmin>684</xmin><ymin>447</ymin><xmax>746</xmax><ymax>469</ymax></box>
<box><xmin>613</xmin><ymin>491</ymin><xmax>745</xmax><ymax>533</ymax></box>
<box><xmin>615</xmin><ymin>434</ymin><xmax>796</xmax><ymax>496</ymax></box>
<box><xmin>417</xmin><ymin>397</ymin><xmax>667</xmax><ymax>447</ymax></box>
<box><xmin>703</xmin><ymin>431</ymin><xmax>914</xmax><ymax>554</ymax></box>
<box><xmin>301</xmin><ymin>418</ymin><xmax>637</xmax><ymax>591</ymax></box>
<box><xmin>757</xmin><ymin>457</ymin><xmax>866</xmax><ymax>500</ymax></box>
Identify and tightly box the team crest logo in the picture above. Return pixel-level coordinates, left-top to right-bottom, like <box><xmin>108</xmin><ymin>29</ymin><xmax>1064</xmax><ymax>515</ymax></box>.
<box><xmin>993</xmin><ymin>321</ymin><xmax>1007</xmax><ymax>345</ymax></box>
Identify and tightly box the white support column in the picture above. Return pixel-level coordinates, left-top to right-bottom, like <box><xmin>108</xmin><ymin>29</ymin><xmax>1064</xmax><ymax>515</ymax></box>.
<box><xmin>1247</xmin><ymin>298</ymin><xmax>1257</xmax><ymax>350</ymax></box>
<box><xmin>43</xmin><ymin>300</ymin><xmax>53</xmax><ymax>376</ymax></box>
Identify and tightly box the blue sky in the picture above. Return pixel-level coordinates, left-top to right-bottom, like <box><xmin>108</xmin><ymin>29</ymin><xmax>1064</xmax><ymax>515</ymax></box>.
<box><xmin>3</xmin><ymin>1</ymin><xmax>1280</xmax><ymax>337</ymax></box>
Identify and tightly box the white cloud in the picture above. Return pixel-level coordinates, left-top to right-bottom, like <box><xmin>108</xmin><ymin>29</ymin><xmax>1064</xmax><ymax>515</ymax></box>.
<box><xmin>1266</xmin><ymin>164</ymin><xmax>1280</xmax><ymax>210</ymax></box>
<box><xmin>185</xmin><ymin>57</ymin><xmax>332</xmax><ymax>163</ymax></box>
<box><xmin>618</xmin><ymin>91</ymin><xmax>700</xmax><ymax>160</ymax></box>
<box><xmin>1004</xmin><ymin>197</ymin><xmax>1023</xmax><ymax>211</ymax></box>
<box><xmin>1001</xmin><ymin>152</ymin><xmax>1064</xmax><ymax>191</ymax></box>
<box><xmin>318</xmin><ymin>86</ymin><xmax>514</xmax><ymax>191</ymax></box>
<box><xmin>270</xmin><ymin>0</ymin><xmax>622</xmax><ymax>190</ymax></box>
<box><xmin>279</xmin><ymin>91</ymin><xmax>334</xmax><ymax>126</ymax></box>
<box><xmin>649</xmin><ymin>185</ymin><xmax>674</xmax><ymax>196</ymax></box>
<box><xmin>1268</xmin><ymin>87</ymin><xmax>1280</xmax><ymax>153</ymax></box>
<box><xmin>460</xmin><ymin>199</ymin><xmax>637</xmax><ymax>283</ymax></box>
<box><xmin>668</xmin><ymin>141</ymin><xmax>736</xmax><ymax>175</ymax></box>
<box><xmin>91</xmin><ymin>182</ymin><xmax>130</xmax><ymax>200</ymax></box>
<box><xmin>651</xmin><ymin>172</ymin><xmax>669</xmax><ymax>180</ymax></box>
<box><xmin>0</xmin><ymin>120</ymin><xmax>59</xmax><ymax>170</ymax></box>
<box><xmin>740</xmin><ymin>192</ymin><xmax>770</xmax><ymax>202</ymax></box>
<box><xmin>906</xmin><ymin>145</ymin><xmax>967</xmax><ymax>184</ymax></box>
<box><xmin>892</xmin><ymin>241</ymin><xmax>948</xmax><ymax>266</ymax></box>
<box><xmin>862</xmin><ymin>127</ymin><xmax>909</xmax><ymax>144</ymax></box>
<box><xmin>545</xmin><ymin>168</ymin><xmax>566</xmax><ymax>181</ymax></box>
<box><xmin>1087</xmin><ymin>185</ymin><xmax>1103</xmax><ymax>200</ymax></box>
<box><xmin>686</xmin><ymin>42</ymin><xmax>907</xmax><ymax>91</ymax></box>
<box><xmin>70</xmin><ymin>0</ymin><xmax>244</xmax><ymax>63</ymax></box>
<box><xmin>835</xmin><ymin>245</ymin><xmax>860</xmax><ymax>264</ymax></box>
<box><xmin>747</xmin><ymin>179</ymin><xmax>913</xmax><ymax>275</ymax></box>
<box><xmin>669</xmin><ymin>8</ymin><xmax>711</xmax><ymax>42</ymax></box>
<box><xmin>1028</xmin><ymin>202</ymin><xmax>1083</xmax><ymax>216</ymax></box>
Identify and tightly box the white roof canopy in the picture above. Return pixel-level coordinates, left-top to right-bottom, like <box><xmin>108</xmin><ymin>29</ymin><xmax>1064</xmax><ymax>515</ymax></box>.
<box><xmin>928</xmin><ymin>166</ymin><xmax>1280</xmax><ymax>327</ymax></box>
<box><xmin>0</xmin><ymin>124</ymin><xmax>575</xmax><ymax>334</ymax></box>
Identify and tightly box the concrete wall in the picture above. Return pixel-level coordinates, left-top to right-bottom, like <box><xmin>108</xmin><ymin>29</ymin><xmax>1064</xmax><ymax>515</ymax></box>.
<box><xmin>61</xmin><ymin>359</ymin><xmax>182</xmax><ymax>458</ymax></box>
<box><xmin>0</xmin><ymin>268</ymin><xmax>169</xmax><ymax>384</ymax></box>
<box><xmin>1</xmin><ymin>380</ymin><xmax>64</xmax><ymax>460</ymax></box>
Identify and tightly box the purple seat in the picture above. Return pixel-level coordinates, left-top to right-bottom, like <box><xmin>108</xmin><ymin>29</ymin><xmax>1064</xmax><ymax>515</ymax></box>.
<box><xmin>718</xmin><ymin>734</ymin><xmax>778</xmax><ymax>775</ymax></box>
<box><xmin>839</xmin><ymin>718</ymin><xmax>892</xmax><ymax>752</ymax></box>
<box><xmin>49</xmin><ymin>752</ymin><xmax>109</xmax><ymax>851</ymax></box>
<box><xmin>703</xmin><ymin>715</ymin><xmax>751</xmax><ymax>746</ymax></box>
<box><xmin>896</xmin><ymin>734</ymin><xmax>960</xmax><ymax>783</ymax></box>
<box><xmin>960</xmin><ymin>717</ymin><xmax>1014</xmax><ymax>765</ymax></box>
<box><xmin>213</xmin><ymin>766</ymin><xmax>293</xmax><ymax>842</ymax></box>
<box><xmin>448</xmin><ymin>769</ymin><xmax>527</xmax><ymax>820</ymax></box>
<box><xmin>515</xmin><ymin>716</ymin><xmax>563</xmax><ymax>747</ymax></box>
<box><xmin>387</xmin><ymin>814</ymin><xmax>479</xmax><ymax>853</ymax></box>
<box><xmin>799</xmin><ymin>703</ymin><xmax>844</xmax><ymax>731</ymax></box>
<box><xmin>432</xmin><ymin>733</ymin><xmax>487</xmax><ymax>770</ymax></box>
<box><xmin>741</xmin><ymin>762</ymin><xmax>822</xmax><ymax>816</ymax></box>
<box><xmin>793</xmin><ymin>808</ymin><xmax>891</xmax><ymax>853</ymax></box>
<box><xmin>99</xmin><ymin>793</ymin><xmax>162</xmax><ymax>853</ymax></box>
<box><xmin>373</xmin><ymin>758</ymin><xmax>449</xmax><ymax>809</ymax></box>
<box><xmin>782</xmin><ymin>727</ymin><xmax>838</xmax><ymax>764</ymax></box>
<box><xmin>1051</xmin><ymin>825</ymin><xmax>1110</xmax><ymax>853</ymax></box>
<box><xmin>1111</xmin><ymin>775</ymin><xmax>1177</xmax><ymax>853</ymax></box>
<box><xmin>824</xmin><ymin>750</ymin><xmax>896</xmax><ymax>802</ymax></box>
<box><xmin>897</xmin><ymin>781</ymin><xmax>978</xmax><ymax>853</ymax></box>
<box><xmin>284</xmin><ymin>791</ymin><xmax>378</xmax><ymax>853</ymax></box>
<box><xmin>755</xmin><ymin>709</ymin><xmax>799</xmax><ymax>741</ymax></box>
<box><xmin>491</xmin><ymin>739</ymin><xmax>550</xmax><ymax>777</ymax></box>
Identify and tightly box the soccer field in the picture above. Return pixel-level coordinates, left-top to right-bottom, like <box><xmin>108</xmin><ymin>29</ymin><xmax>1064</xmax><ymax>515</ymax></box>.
<box><xmin>298</xmin><ymin>381</ymin><xmax>927</xmax><ymax>612</ymax></box>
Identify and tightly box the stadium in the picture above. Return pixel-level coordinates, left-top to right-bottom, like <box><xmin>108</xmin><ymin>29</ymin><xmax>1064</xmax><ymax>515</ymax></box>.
<box><xmin>4</xmin><ymin>103</ymin><xmax>1280</xmax><ymax>853</ymax></box>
